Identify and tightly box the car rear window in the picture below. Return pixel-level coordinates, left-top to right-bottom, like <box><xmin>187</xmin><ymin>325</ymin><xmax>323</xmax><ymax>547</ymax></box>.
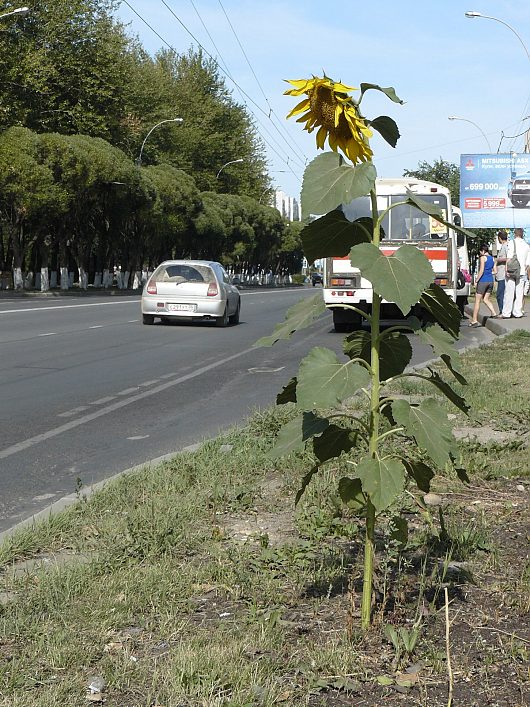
<box><xmin>152</xmin><ymin>264</ymin><xmax>215</xmax><ymax>284</ymax></box>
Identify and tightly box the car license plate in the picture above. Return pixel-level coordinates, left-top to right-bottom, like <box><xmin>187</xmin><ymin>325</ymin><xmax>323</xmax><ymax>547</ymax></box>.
<box><xmin>167</xmin><ymin>303</ymin><xmax>196</xmax><ymax>312</ymax></box>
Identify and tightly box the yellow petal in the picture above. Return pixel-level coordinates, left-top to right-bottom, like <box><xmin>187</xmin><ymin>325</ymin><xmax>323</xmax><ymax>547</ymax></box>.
<box><xmin>333</xmin><ymin>81</ymin><xmax>357</xmax><ymax>93</ymax></box>
<box><xmin>334</xmin><ymin>104</ymin><xmax>342</xmax><ymax>128</ymax></box>
<box><xmin>286</xmin><ymin>98</ymin><xmax>310</xmax><ymax>119</ymax></box>
<box><xmin>316</xmin><ymin>125</ymin><xmax>328</xmax><ymax>149</ymax></box>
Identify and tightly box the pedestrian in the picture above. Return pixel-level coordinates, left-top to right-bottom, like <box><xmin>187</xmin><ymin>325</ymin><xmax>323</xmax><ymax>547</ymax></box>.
<box><xmin>469</xmin><ymin>243</ymin><xmax>498</xmax><ymax>327</ymax></box>
<box><xmin>494</xmin><ymin>230</ymin><xmax>508</xmax><ymax>312</ymax></box>
<box><xmin>501</xmin><ymin>228</ymin><xmax>530</xmax><ymax>319</ymax></box>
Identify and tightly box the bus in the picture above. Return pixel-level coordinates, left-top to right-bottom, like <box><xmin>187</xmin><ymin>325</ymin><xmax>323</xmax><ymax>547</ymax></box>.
<box><xmin>323</xmin><ymin>178</ymin><xmax>468</xmax><ymax>331</ymax></box>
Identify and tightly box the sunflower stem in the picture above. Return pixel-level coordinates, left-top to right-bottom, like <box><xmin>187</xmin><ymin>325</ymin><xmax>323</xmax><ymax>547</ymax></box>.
<box><xmin>360</xmin><ymin>187</ymin><xmax>382</xmax><ymax>631</ymax></box>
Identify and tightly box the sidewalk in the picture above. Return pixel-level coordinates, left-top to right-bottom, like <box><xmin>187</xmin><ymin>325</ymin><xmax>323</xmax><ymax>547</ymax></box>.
<box><xmin>464</xmin><ymin>297</ymin><xmax>530</xmax><ymax>337</ymax></box>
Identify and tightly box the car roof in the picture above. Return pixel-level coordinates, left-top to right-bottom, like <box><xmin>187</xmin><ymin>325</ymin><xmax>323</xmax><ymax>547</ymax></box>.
<box><xmin>156</xmin><ymin>260</ymin><xmax>220</xmax><ymax>267</ymax></box>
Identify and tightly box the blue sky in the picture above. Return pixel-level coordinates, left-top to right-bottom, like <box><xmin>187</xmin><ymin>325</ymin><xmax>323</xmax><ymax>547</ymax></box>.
<box><xmin>115</xmin><ymin>1</ymin><xmax>530</xmax><ymax>201</ymax></box>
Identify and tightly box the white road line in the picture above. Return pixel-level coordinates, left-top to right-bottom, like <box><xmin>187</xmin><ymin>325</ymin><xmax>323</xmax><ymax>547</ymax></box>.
<box><xmin>38</xmin><ymin>332</ymin><xmax>56</xmax><ymax>337</ymax></box>
<box><xmin>0</xmin><ymin>300</ymin><xmax>141</xmax><ymax>315</ymax></box>
<box><xmin>89</xmin><ymin>325</ymin><xmax>103</xmax><ymax>329</ymax></box>
<box><xmin>138</xmin><ymin>380</ymin><xmax>159</xmax><ymax>386</ymax></box>
<box><xmin>0</xmin><ymin>345</ymin><xmax>257</xmax><ymax>460</ymax></box>
<box><xmin>127</xmin><ymin>319</ymin><xmax>139</xmax><ymax>323</ymax></box>
<box><xmin>117</xmin><ymin>387</ymin><xmax>138</xmax><ymax>396</ymax></box>
<box><xmin>57</xmin><ymin>406</ymin><xmax>90</xmax><ymax>418</ymax></box>
<box><xmin>89</xmin><ymin>396</ymin><xmax>116</xmax><ymax>406</ymax></box>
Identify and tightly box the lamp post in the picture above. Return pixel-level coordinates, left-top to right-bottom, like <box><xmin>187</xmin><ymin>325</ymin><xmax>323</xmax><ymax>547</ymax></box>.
<box><xmin>465</xmin><ymin>11</ymin><xmax>530</xmax><ymax>64</ymax></box>
<box><xmin>0</xmin><ymin>6</ymin><xmax>29</xmax><ymax>20</ymax></box>
<box><xmin>136</xmin><ymin>118</ymin><xmax>183</xmax><ymax>167</ymax></box>
<box><xmin>448</xmin><ymin>115</ymin><xmax>492</xmax><ymax>152</ymax></box>
<box><xmin>216</xmin><ymin>159</ymin><xmax>244</xmax><ymax>179</ymax></box>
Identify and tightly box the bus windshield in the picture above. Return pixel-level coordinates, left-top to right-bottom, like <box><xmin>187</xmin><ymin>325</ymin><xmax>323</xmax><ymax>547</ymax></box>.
<box><xmin>342</xmin><ymin>193</ymin><xmax>449</xmax><ymax>241</ymax></box>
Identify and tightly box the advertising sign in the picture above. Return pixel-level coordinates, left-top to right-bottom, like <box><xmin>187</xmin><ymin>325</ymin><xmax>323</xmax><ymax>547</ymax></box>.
<box><xmin>459</xmin><ymin>153</ymin><xmax>530</xmax><ymax>229</ymax></box>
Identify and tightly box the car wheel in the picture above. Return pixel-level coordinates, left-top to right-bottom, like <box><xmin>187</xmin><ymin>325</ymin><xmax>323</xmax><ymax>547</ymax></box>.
<box><xmin>216</xmin><ymin>307</ymin><xmax>229</xmax><ymax>327</ymax></box>
<box><xmin>142</xmin><ymin>314</ymin><xmax>155</xmax><ymax>325</ymax></box>
<box><xmin>229</xmin><ymin>300</ymin><xmax>241</xmax><ymax>325</ymax></box>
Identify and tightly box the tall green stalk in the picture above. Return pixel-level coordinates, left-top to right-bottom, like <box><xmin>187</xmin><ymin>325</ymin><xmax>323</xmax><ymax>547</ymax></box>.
<box><xmin>361</xmin><ymin>188</ymin><xmax>382</xmax><ymax>629</ymax></box>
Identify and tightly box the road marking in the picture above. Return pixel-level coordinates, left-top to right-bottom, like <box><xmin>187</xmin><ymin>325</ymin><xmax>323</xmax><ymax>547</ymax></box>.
<box><xmin>0</xmin><ymin>345</ymin><xmax>257</xmax><ymax>460</ymax></box>
<box><xmin>128</xmin><ymin>319</ymin><xmax>139</xmax><ymax>323</ymax></box>
<box><xmin>89</xmin><ymin>396</ymin><xmax>116</xmax><ymax>405</ymax></box>
<box><xmin>138</xmin><ymin>380</ymin><xmax>160</xmax><ymax>386</ymax></box>
<box><xmin>38</xmin><ymin>332</ymin><xmax>56</xmax><ymax>337</ymax></box>
<box><xmin>57</xmin><ymin>406</ymin><xmax>90</xmax><ymax>418</ymax></box>
<box><xmin>117</xmin><ymin>387</ymin><xmax>138</xmax><ymax>396</ymax></box>
<box><xmin>248</xmin><ymin>366</ymin><xmax>285</xmax><ymax>373</ymax></box>
<box><xmin>0</xmin><ymin>300</ymin><xmax>141</xmax><ymax>315</ymax></box>
<box><xmin>89</xmin><ymin>325</ymin><xmax>103</xmax><ymax>329</ymax></box>
<box><xmin>127</xmin><ymin>435</ymin><xmax>149</xmax><ymax>440</ymax></box>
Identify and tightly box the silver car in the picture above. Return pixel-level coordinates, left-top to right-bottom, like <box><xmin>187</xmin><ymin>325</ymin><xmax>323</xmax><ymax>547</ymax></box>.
<box><xmin>141</xmin><ymin>260</ymin><xmax>241</xmax><ymax>327</ymax></box>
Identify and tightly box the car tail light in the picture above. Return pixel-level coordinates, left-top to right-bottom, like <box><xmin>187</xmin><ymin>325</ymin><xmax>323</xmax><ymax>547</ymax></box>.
<box><xmin>207</xmin><ymin>282</ymin><xmax>218</xmax><ymax>297</ymax></box>
<box><xmin>147</xmin><ymin>281</ymin><xmax>157</xmax><ymax>295</ymax></box>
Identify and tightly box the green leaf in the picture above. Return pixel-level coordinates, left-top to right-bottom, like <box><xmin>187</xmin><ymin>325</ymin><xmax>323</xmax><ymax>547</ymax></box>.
<box><xmin>417</xmin><ymin>321</ymin><xmax>458</xmax><ymax>358</ymax></box>
<box><xmin>313</xmin><ymin>425</ymin><xmax>359</xmax><ymax>463</ymax></box>
<box><xmin>254</xmin><ymin>294</ymin><xmax>326</xmax><ymax>347</ymax></box>
<box><xmin>344</xmin><ymin>330</ymin><xmax>412</xmax><ymax>381</ymax></box>
<box><xmin>419</xmin><ymin>284</ymin><xmax>461</xmax><ymax>339</ymax></box>
<box><xmin>405</xmin><ymin>190</ymin><xmax>476</xmax><ymax>241</ymax></box>
<box><xmin>300</xmin><ymin>209</ymin><xmax>371</xmax><ymax>262</ymax></box>
<box><xmin>403</xmin><ymin>460</ymin><xmax>435</xmax><ymax>493</ymax></box>
<box><xmin>455</xmin><ymin>466</ymin><xmax>470</xmax><ymax>484</ymax></box>
<box><xmin>301</xmin><ymin>152</ymin><xmax>376</xmax><ymax>218</ymax></box>
<box><xmin>276</xmin><ymin>377</ymin><xmax>297</xmax><ymax>405</ymax></box>
<box><xmin>440</xmin><ymin>354</ymin><xmax>468</xmax><ymax>385</ymax></box>
<box><xmin>354</xmin><ymin>456</ymin><xmax>406</xmax><ymax>513</ymax></box>
<box><xmin>359</xmin><ymin>83</ymin><xmax>404</xmax><ymax>104</ymax></box>
<box><xmin>350</xmin><ymin>243</ymin><xmax>434</xmax><ymax>316</ymax></box>
<box><xmin>295</xmin><ymin>465</ymin><xmax>320</xmax><ymax>505</ymax></box>
<box><xmin>368</xmin><ymin>115</ymin><xmax>400</xmax><ymax>148</ymax></box>
<box><xmin>391</xmin><ymin>399</ymin><xmax>458</xmax><ymax>468</ymax></box>
<box><xmin>424</xmin><ymin>368</ymin><xmax>470</xmax><ymax>414</ymax></box>
<box><xmin>338</xmin><ymin>476</ymin><xmax>366</xmax><ymax>511</ymax></box>
<box><xmin>390</xmin><ymin>516</ymin><xmax>408</xmax><ymax>547</ymax></box>
<box><xmin>376</xmin><ymin>675</ymin><xmax>395</xmax><ymax>686</ymax></box>
<box><xmin>268</xmin><ymin>412</ymin><xmax>329</xmax><ymax>458</ymax></box>
<box><xmin>297</xmin><ymin>347</ymin><xmax>370</xmax><ymax>410</ymax></box>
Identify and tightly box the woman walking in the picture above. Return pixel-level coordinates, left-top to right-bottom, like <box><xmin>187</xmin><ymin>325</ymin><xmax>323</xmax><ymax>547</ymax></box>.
<box><xmin>469</xmin><ymin>244</ymin><xmax>498</xmax><ymax>327</ymax></box>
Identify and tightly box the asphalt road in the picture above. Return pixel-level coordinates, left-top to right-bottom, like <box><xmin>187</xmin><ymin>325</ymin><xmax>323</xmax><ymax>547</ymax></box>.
<box><xmin>0</xmin><ymin>289</ymin><xmax>495</xmax><ymax>533</ymax></box>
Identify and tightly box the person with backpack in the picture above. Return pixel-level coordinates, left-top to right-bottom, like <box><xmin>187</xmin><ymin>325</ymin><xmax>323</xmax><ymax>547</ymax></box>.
<box><xmin>501</xmin><ymin>228</ymin><xmax>530</xmax><ymax>319</ymax></box>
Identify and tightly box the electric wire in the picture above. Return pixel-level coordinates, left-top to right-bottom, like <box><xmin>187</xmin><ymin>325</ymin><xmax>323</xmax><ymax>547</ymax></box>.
<box><xmin>157</xmin><ymin>0</ymin><xmax>306</xmax><ymax>173</ymax></box>
<box><xmin>121</xmin><ymin>0</ymin><xmax>304</xmax><ymax>184</ymax></box>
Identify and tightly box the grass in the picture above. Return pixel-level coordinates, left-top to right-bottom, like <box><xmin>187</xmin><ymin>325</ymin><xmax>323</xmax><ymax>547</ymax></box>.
<box><xmin>0</xmin><ymin>332</ymin><xmax>529</xmax><ymax>706</ymax></box>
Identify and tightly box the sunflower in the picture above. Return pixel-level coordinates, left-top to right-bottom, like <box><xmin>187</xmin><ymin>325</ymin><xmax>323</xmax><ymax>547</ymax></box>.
<box><xmin>285</xmin><ymin>75</ymin><xmax>373</xmax><ymax>164</ymax></box>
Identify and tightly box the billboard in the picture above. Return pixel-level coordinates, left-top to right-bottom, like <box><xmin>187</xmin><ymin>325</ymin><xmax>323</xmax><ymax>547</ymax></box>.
<box><xmin>459</xmin><ymin>153</ymin><xmax>530</xmax><ymax>229</ymax></box>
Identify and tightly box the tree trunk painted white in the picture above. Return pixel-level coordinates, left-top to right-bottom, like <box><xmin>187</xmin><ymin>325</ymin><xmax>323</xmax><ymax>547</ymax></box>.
<box><xmin>102</xmin><ymin>269</ymin><xmax>111</xmax><ymax>288</ymax></box>
<box><xmin>78</xmin><ymin>266</ymin><xmax>88</xmax><ymax>290</ymax></box>
<box><xmin>115</xmin><ymin>271</ymin><xmax>123</xmax><ymax>289</ymax></box>
<box><xmin>132</xmin><ymin>271</ymin><xmax>142</xmax><ymax>289</ymax></box>
<box><xmin>50</xmin><ymin>271</ymin><xmax>58</xmax><ymax>288</ymax></box>
<box><xmin>121</xmin><ymin>271</ymin><xmax>130</xmax><ymax>289</ymax></box>
<box><xmin>60</xmin><ymin>267</ymin><xmax>69</xmax><ymax>290</ymax></box>
<box><xmin>13</xmin><ymin>267</ymin><xmax>23</xmax><ymax>290</ymax></box>
<box><xmin>93</xmin><ymin>272</ymin><xmax>102</xmax><ymax>288</ymax></box>
<box><xmin>40</xmin><ymin>268</ymin><xmax>50</xmax><ymax>291</ymax></box>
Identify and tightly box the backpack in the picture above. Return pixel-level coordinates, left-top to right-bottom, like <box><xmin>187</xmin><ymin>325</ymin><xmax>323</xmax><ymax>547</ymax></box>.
<box><xmin>506</xmin><ymin>247</ymin><xmax>520</xmax><ymax>279</ymax></box>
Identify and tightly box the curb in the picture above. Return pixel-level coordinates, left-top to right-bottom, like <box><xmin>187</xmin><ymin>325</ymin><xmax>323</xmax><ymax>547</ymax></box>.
<box><xmin>0</xmin><ymin>444</ymin><xmax>203</xmax><ymax>545</ymax></box>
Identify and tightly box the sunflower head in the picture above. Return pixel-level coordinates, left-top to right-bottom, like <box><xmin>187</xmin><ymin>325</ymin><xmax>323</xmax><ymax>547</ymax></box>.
<box><xmin>285</xmin><ymin>75</ymin><xmax>373</xmax><ymax>164</ymax></box>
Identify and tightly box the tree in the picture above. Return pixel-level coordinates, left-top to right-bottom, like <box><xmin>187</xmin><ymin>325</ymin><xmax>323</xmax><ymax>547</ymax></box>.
<box><xmin>403</xmin><ymin>158</ymin><xmax>460</xmax><ymax>206</ymax></box>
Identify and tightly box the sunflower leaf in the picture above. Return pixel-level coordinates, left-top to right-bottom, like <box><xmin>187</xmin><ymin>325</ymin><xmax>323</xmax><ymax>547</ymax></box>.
<box><xmin>354</xmin><ymin>456</ymin><xmax>406</xmax><ymax>513</ymax></box>
<box><xmin>419</xmin><ymin>284</ymin><xmax>461</xmax><ymax>339</ymax></box>
<box><xmin>301</xmin><ymin>152</ymin><xmax>376</xmax><ymax>218</ymax></box>
<box><xmin>369</xmin><ymin>116</ymin><xmax>401</xmax><ymax>148</ymax></box>
<box><xmin>300</xmin><ymin>209</ymin><xmax>371</xmax><ymax>262</ymax></box>
<box><xmin>391</xmin><ymin>398</ymin><xmax>459</xmax><ymax>468</ymax></box>
<box><xmin>349</xmin><ymin>243</ymin><xmax>434</xmax><ymax>316</ymax></box>
<box><xmin>276</xmin><ymin>377</ymin><xmax>297</xmax><ymax>405</ymax></box>
<box><xmin>268</xmin><ymin>412</ymin><xmax>329</xmax><ymax>459</ymax></box>
<box><xmin>254</xmin><ymin>293</ymin><xmax>325</xmax><ymax>347</ymax></box>
<box><xmin>344</xmin><ymin>329</ymin><xmax>412</xmax><ymax>381</ymax></box>
<box><xmin>404</xmin><ymin>191</ymin><xmax>476</xmax><ymax>240</ymax></box>
<box><xmin>423</xmin><ymin>368</ymin><xmax>470</xmax><ymax>414</ymax></box>
<box><xmin>359</xmin><ymin>83</ymin><xmax>404</xmax><ymax>104</ymax></box>
<box><xmin>313</xmin><ymin>425</ymin><xmax>359</xmax><ymax>463</ymax></box>
<box><xmin>297</xmin><ymin>347</ymin><xmax>371</xmax><ymax>410</ymax></box>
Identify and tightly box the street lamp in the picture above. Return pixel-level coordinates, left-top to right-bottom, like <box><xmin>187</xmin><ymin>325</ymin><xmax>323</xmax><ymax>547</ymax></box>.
<box><xmin>448</xmin><ymin>115</ymin><xmax>492</xmax><ymax>152</ymax></box>
<box><xmin>465</xmin><ymin>11</ymin><xmax>530</xmax><ymax>64</ymax></box>
<box><xmin>0</xmin><ymin>6</ymin><xmax>29</xmax><ymax>20</ymax></box>
<box><xmin>136</xmin><ymin>118</ymin><xmax>183</xmax><ymax>167</ymax></box>
<box><xmin>216</xmin><ymin>159</ymin><xmax>244</xmax><ymax>179</ymax></box>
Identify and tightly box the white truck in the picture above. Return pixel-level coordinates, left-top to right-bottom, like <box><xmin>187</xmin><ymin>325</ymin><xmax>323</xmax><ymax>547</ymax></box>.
<box><xmin>323</xmin><ymin>178</ymin><xmax>468</xmax><ymax>331</ymax></box>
